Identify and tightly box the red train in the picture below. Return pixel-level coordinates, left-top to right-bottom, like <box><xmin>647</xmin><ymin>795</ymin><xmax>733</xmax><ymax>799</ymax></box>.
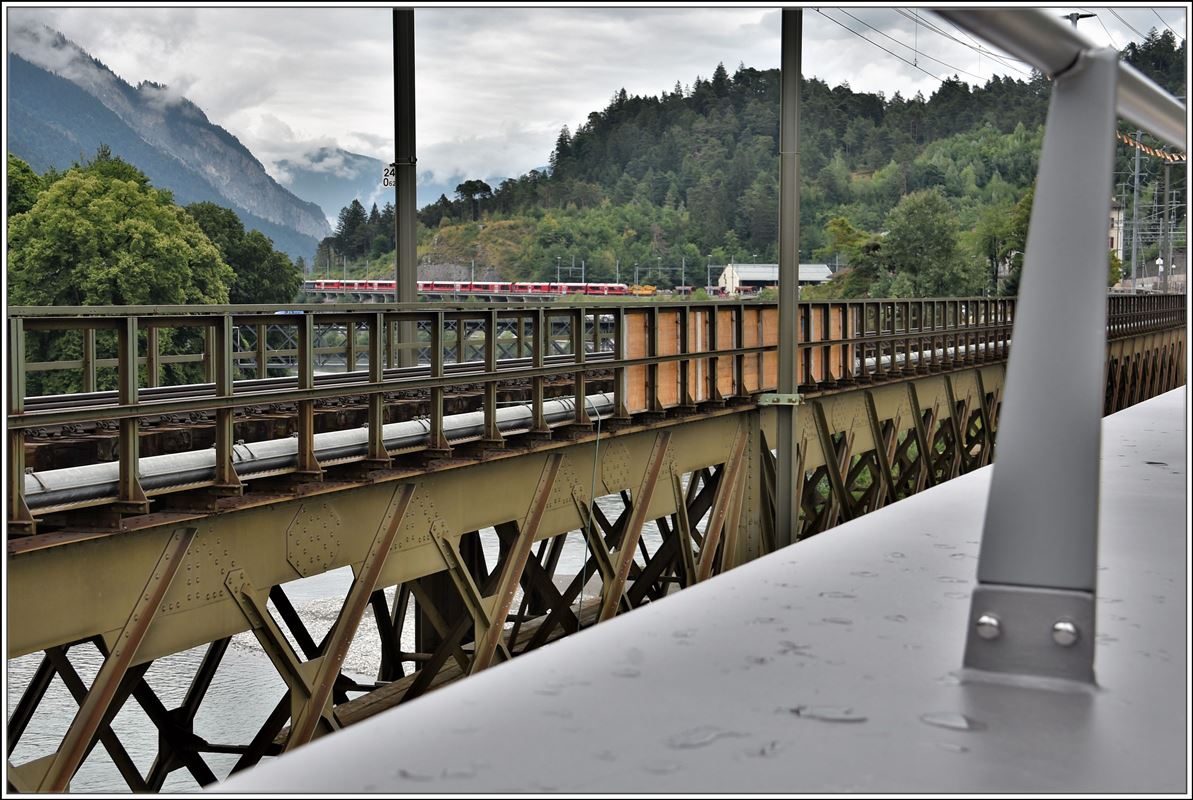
<box><xmin>305</xmin><ymin>279</ymin><xmax>632</xmax><ymax>296</ymax></box>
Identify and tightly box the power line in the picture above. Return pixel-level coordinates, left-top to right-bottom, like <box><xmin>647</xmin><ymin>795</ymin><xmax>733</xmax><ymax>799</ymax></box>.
<box><xmin>814</xmin><ymin>8</ymin><xmax>946</xmax><ymax>84</ymax></box>
<box><xmin>835</xmin><ymin>8</ymin><xmax>985</xmax><ymax>81</ymax></box>
<box><xmin>1151</xmin><ymin>8</ymin><xmax>1185</xmax><ymax>42</ymax></box>
<box><xmin>1106</xmin><ymin>8</ymin><xmax>1150</xmax><ymax>42</ymax></box>
<box><xmin>894</xmin><ymin>8</ymin><xmax>1034</xmax><ymax>76</ymax></box>
<box><xmin>901</xmin><ymin>9</ymin><xmax>1034</xmax><ymax>75</ymax></box>
<box><xmin>1080</xmin><ymin>9</ymin><xmax>1121</xmax><ymax>49</ymax></box>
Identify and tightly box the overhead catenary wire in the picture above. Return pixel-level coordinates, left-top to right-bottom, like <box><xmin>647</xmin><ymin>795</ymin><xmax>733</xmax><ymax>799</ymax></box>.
<box><xmin>1081</xmin><ymin>8</ymin><xmax>1121</xmax><ymax>50</ymax></box>
<box><xmin>835</xmin><ymin>7</ymin><xmax>986</xmax><ymax>82</ymax></box>
<box><xmin>896</xmin><ymin>8</ymin><xmax>1034</xmax><ymax>76</ymax></box>
<box><xmin>1151</xmin><ymin>8</ymin><xmax>1185</xmax><ymax>42</ymax></box>
<box><xmin>1107</xmin><ymin>8</ymin><xmax>1151</xmax><ymax>42</ymax></box>
<box><xmin>816</xmin><ymin>7</ymin><xmax>944</xmax><ymax>84</ymax></box>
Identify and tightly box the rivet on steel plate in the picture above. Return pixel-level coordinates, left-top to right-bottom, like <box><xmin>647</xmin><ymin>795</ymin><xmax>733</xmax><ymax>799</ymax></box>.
<box><xmin>1051</xmin><ymin>619</ymin><xmax>1079</xmax><ymax>647</ymax></box>
<box><xmin>975</xmin><ymin>613</ymin><xmax>1001</xmax><ymax>640</ymax></box>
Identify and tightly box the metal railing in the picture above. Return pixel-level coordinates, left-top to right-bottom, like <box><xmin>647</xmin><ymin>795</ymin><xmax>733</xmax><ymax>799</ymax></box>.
<box><xmin>5</xmin><ymin>297</ymin><xmax>1030</xmax><ymax>528</ymax></box>
<box><xmin>7</xmin><ymin>294</ymin><xmax>1184</xmax><ymax>532</ymax></box>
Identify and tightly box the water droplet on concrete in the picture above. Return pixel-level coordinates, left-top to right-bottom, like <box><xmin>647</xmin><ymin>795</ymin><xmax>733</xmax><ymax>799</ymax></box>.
<box><xmin>778</xmin><ymin>640</ymin><xmax>814</xmax><ymax>656</ymax></box>
<box><xmin>787</xmin><ymin>705</ymin><xmax>867</xmax><ymax>723</ymax></box>
<box><xmin>944</xmin><ymin>591</ymin><xmax>968</xmax><ymax>600</ymax></box>
<box><xmin>919</xmin><ymin>712</ymin><xmax>986</xmax><ymax>732</ymax></box>
<box><xmin>884</xmin><ymin>613</ymin><xmax>908</xmax><ymax>623</ymax></box>
<box><xmin>819</xmin><ymin>591</ymin><xmax>857</xmax><ymax>599</ymax></box>
<box><xmin>936</xmin><ymin>576</ymin><xmax>966</xmax><ymax>584</ymax></box>
<box><xmin>612</xmin><ymin>667</ymin><xmax>641</xmax><ymax>678</ymax></box>
<box><xmin>822</xmin><ymin>617</ymin><xmax>853</xmax><ymax>625</ymax></box>
<box><xmin>936</xmin><ymin>742</ymin><xmax>970</xmax><ymax>753</ymax></box>
<box><xmin>888</xmin><ymin>551</ymin><xmax>906</xmax><ymax>559</ymax></box>
<box><xmin>933</xmin><ymin>543</ymin><xmax>955</xmax><ymax>550</ymax></box>
<box><xmin>643</xmin><ymin>761</ymin><xmax>681</xmax><ymax>775</ymax></box>
<box><xmin>396</xmin><ymin>768</ymin><xmax>434</xmax><ymax>782</ymax></box>
<box><xmin>850</xmin><ymin>570</ymin><xmax>878</xmax><ymax>578</ymax></box>
<box><xmin>665</xmin><ymin>726</ymin><xmax>745</xmax><ymax>749</ymax></box>
<box><xmin>748</xmin><ymin>740</ymin><xmax>783</xmax><ymax>758</ymax></box>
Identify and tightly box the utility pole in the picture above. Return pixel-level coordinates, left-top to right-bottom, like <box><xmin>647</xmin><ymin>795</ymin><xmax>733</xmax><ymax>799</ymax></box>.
<box><xmin>470</xmin><ymin>259</ymin><xmax>475</xmax><ymax>284</ymax></box>
<box><xmin>556</xmin><ymin>256</ymin><xmax>561</xmax><ymax>284</ymax></box>
<box><xmin>1161</xmin><ymin>162</ymin><xmax>1170</xmax><ymax>292</ymax></box>
<box><xmin>581</xmin><ymin>259</ymin><xmax>585</xmax><ymax>284</ymax></box>
<box><xmin>1062</xmin><ymin>11</ymin><xmax>1095</xmax><ymax>28</ymax></box>
<box><xmin>634</xmin><ymin>262</ymin><xmax>639</xmax><ymax>285</ymax></box>
<box><xmin>774</xmin><ymin>8</ymin><xmax>802</xmax><ymax>548</ymax></box>
<box><xmin>615</xmin><ymin>258</ymin><xmax>620</xmax><ymax>283</ymax></box>
<box><xmin>1165</xmin><ymin>169</ymin><xmax>1176</xmax><ymax>292</ymax></box>
<box><xmin>393</xmin><ymin>8</ymin><xmax>417</xmax><ymax>366</ymax></box>
<box><xmin>1130</xmin><ymin>130</ymin><xmax>1142</xmax><ymax>293</ymax></box>
<box><xmin>681</xmin><ymin>255</ymin><xmax>686</xmax><ymax>288</ymax></box>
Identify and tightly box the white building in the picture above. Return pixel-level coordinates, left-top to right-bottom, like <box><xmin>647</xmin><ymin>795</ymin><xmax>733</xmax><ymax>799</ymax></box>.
<box><xmin>1109</xmin><ymin>200</ymin><xmax>1124</xmax><ymax>262</ymax></box>
<box><xmin>717</xmin><ymin>263</ymin><xmax>833</xmax><ymax>294</ymax></box>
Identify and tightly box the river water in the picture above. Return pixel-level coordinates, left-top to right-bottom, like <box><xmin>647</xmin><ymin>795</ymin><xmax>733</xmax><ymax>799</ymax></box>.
<box><xmin>7</xmin><ymin>495</ymin><xmax>672</xmax><ymax>792</ymax></box>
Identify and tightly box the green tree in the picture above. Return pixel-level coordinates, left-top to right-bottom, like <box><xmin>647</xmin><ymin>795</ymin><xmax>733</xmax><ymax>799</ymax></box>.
<box><xmin>9</xmin><ymin>158</ymin><xmax>231</xmax><ymax>307</ymax></box>
<box><xmin>186</xmin><ymin>202</ymin><xmax>302</xmax><ymax>304</ymax></box>
<box><xmin>881</xmin><ymin>188</ymin><xmax>978</xmax><ymax>296</ymax></box>
<box><xmin>1108</xmin><ymin>249</ymin><xmax>1123</xmax><ymax>288</ymax></box>
<box><xmin>8</xmin><ymin>151</ymin><xmax>233</xmax><ymax>394</ymax></box>
<box><xmin>1000</xmin><ymin>185</ymin><xmax>1034</xmax><ymax>295</ymax></box>
<box><xmin>454</xmin><ymin>179</ymin><xmax>494</xmax><ymax>222</ymax></box>
<box><xmin>7</xmin><ymin>154</ymin><xmax>45</xmax><ymax>217</ymax></box>
<box><xmin>334</xmin><ymin>199</ymin><xmax>370</xmax><ymax>258</ymax></box>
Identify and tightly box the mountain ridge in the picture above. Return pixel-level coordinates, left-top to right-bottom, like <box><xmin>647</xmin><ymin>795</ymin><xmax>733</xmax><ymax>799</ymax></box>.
<box><xmin>7</xmin><ymin>24</ymin><xmax>330</xmax><ymax>257</ymax></box>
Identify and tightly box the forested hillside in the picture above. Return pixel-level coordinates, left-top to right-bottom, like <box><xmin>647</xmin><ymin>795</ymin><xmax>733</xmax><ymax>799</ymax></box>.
<box><xmin>330</xmin><ymin>29</ymin><xmax>1184</xmax><ymax>297</ymax></box>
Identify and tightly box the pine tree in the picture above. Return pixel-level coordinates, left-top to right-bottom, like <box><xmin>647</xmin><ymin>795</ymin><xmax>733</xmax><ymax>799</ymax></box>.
<box><xmin>549</xmin><ymin>126</ymin><xmax>572</xmax><ymax>177</ymax></box>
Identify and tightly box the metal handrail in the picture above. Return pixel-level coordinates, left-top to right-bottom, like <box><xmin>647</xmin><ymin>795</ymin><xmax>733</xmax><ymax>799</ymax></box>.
<box><xmin>936</xmin><ymin>9</ymin><xmax>1186</xmax><ymax>149</ymax></box>
<box><xmin>937</xmin><ymin>8</ymin><xmax>1186</xmax><ymax>686</ymax></box>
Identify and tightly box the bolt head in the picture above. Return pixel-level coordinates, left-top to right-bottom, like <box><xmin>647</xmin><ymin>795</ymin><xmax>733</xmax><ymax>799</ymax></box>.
<box><xmin>975</xmin><ymin>613</ymin><xmax>1001</xmax><ymax>640</ymax></box>
<box><xmin>1052</xmin><ymin>619</ymin><xmax>1080</xmax><ymax>647</ymax></box>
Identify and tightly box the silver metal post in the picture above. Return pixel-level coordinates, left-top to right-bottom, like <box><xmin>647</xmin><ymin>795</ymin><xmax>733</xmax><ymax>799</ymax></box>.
<box><xmin>1161</xmin><ymin>163</ymin><xmax>1170</xmax><ymax>292</ymax></box>
<box><xmin>1130</xmin><ymin>131</ymin><xmax>1142</xmax><ymax>293</ymax></box>
<box><xmin>774</xmin><ymin>8</ymin><xmax>801</xmax><ymax>548</ymax></box>
<box><xmin>963</xmin><ymin>46</ymin><xmax>1120</xmax><ymax>685</ymax></box>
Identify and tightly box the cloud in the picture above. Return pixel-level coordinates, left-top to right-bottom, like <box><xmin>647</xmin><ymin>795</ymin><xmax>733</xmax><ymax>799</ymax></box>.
<box><xmin>8</xmin><ymin>4</ymin><xmax>1182</xmax><ymax>207</ymax></box>
<box><xmin>137</xmin><ymin>80</ymin><xmax>195</xmax><ymax>111</ymax></box>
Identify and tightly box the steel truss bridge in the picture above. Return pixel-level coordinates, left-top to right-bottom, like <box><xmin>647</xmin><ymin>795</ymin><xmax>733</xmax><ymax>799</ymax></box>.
<box><xmin>5</xmin><ymin>292</ymin><xmax>1185</xmax><ymax>792</ymax></box>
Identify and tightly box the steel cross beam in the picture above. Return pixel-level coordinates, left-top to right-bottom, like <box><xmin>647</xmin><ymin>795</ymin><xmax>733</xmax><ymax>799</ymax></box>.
<box><xmin>36</xmin><ymin>527</ymin><xmax>196</xmax><ymax>792</ymax></box>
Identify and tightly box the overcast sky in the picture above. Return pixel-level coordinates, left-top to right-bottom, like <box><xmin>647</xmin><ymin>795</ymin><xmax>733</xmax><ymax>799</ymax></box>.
<box><xmin>6</xmin><ymin>4</ymin><xmax>1187</xmax><ymax>200</ymax></box>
